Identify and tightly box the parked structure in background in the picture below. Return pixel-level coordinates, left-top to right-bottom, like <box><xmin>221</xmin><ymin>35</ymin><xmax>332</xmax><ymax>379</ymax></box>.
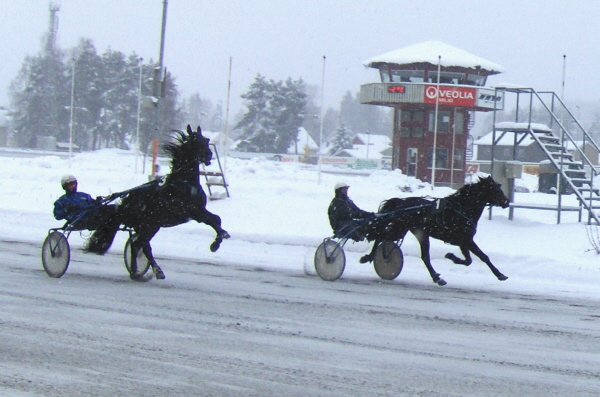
<box><xmin>360</xmin><ymin>41</ymin><xmax>504</xmax><ymax>188</ymax></box>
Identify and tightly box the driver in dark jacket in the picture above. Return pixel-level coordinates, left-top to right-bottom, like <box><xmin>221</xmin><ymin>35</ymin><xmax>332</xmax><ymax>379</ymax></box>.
<box><xmin>53</xmin><ymin>174</ymin><xmax>117</xmax><ymax>230</ymax></box>
<box><xmin>328</xmin><ymin>182</ymin><xmax>374</xmax><ymax>240</ymax></box>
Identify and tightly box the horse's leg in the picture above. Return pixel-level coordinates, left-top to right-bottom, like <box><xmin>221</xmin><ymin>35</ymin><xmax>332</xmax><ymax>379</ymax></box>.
<box><xmin>191</xmin><ymin>209</ymin><xmax>230</xmax><ymax>252</ymax></box>
<box><xmin>131</xmin><ymin>228</ymin><xmax>164</xmax><ymax>280</ymax></box>
<box><xmin>360</xmin><ymin>240</ymin><xmax>378</xmax><ymax>263</ymax></box>
<box><xmin>445</xmin><ymin>246</ymin><xmax>473</xmax><ymax>266</ymax></box>
<box><xmin>141</xmin><ymin>241</ymin><xmax>165</xmax><ymax>280</ymax></box>
<box><xmin>464</xmin><ymin>241</ymin><xmax>508</xmax><ymax>281</ymax></box>
<box><xmin>412</xmin><ymin>229</ymin><xmax>447</xmax><ymax>286</ymax></box>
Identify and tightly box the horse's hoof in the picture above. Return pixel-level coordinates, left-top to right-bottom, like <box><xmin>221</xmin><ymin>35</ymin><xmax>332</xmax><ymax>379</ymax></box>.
<box><xmin>497</xmin><ymin>274</ymin><xmax>508</xmax><ymax>281</ymax></box>
<box><xmin>210</xmin><ymin>239</ymin><xmax>222</xmax><ymax>252</ymax></box>
<box><xmin>154</xmin><ymin>268</ymin><xmax>165</xmax><ymax>280</ymax></box>
<box><xmin>130</xmin><ymin>272</ymin><xmax>144</xmax><ymax>281</ymax></box>
<box><xmin>437</xmin><ymin>278</ymin><xmax>447</xmax><ymax>286</ymax></box>
<box><xmin>219</xmin><ymin>231</ymin><xmax>230</xmax><ymax>240</ymax></box>
<box><xmin>359</xmin><ymin>254</ymin><xmax>373</xmax><ymax>264</ymax></box>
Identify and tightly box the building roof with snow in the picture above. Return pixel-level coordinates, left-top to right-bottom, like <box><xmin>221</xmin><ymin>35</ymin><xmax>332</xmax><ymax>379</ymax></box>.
<box><xmin>288</xmin><ymin>127</ymin><xmax>319</xmax><ymax>154</ymax></box>
<box><xmin>363</xmin><ymin>41</ymin><xmax>504</xmax><ymax>75</ymax></box>
<box><xmin>353</xmin><ymin>133</ymin><xmax>391</xmax><ymax>152</ymax></box>
<box><xmin>337</xmin><ymin>146</ymin><xmax>384</xmax><ymax>159</ymax></box>
<box><xmin>474</xmin><ymin>130</ymin><xmax>579</xmax><ymax>151</ymax></box>
<box><xmin>336</xmin><ymin>133</ymin><xmax>391</xmax><ymax>158</ymax></box>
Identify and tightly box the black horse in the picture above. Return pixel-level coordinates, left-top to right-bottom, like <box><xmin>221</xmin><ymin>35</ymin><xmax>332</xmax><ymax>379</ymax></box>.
<box><xmin>86</xmin><ymin>125</ymin><xmax>230</xmax><ymax>280</ymax></box>
<box><xmin>362</xmin><ymin>175</ymin><xmax>510</xmax><ymax>286</ymax></box>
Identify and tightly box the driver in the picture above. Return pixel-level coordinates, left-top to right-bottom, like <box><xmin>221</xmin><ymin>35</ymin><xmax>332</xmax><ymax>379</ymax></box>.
<box><xmin>327</xmin><ymin>181</ymin><xmax>374</xmax><ymax>241</ymax></box>
<box><xmin>53</xmin><ymin>175</ymin><xmax>117</xmax><ymax>230</ymax></box>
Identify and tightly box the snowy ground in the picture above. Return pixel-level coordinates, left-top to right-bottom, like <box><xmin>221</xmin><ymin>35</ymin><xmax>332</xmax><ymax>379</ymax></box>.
<box><xmin>1</xmin><ymin>148</ymin><xmax>599</xmax><ymax>299</ymax></box>
<box><xmin>1</xmin><ymin>148</ymin><xmax>600</xmax><ymax>396</ymax></box>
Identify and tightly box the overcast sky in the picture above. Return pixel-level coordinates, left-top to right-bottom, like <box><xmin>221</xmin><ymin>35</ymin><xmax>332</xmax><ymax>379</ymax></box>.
<box><xmin>2</xmin><ymin>0</ymin><xmax>600</xmax><ymax>120</ymax></box>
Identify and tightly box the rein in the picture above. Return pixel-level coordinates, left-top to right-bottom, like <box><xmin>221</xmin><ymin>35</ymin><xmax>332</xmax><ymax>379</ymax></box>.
<box><xmin>105</xmin><ymin>145</ymin><xmax>209</xmax><ymax>202</ymax></box>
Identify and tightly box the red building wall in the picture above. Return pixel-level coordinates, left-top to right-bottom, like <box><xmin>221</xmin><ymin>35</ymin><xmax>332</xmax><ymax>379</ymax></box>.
<box><xmin>393</xmin><ymin>105</ymin><xmax>469</xmax><ymax>187</ymax></box>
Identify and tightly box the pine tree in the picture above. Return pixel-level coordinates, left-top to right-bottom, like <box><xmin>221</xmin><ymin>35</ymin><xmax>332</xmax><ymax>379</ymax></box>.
<box><xmin>9</xmin><ymin>48</ymin><xmax>67</xmax><ymax>147</ymax></box>
<box><xmin>235</xmin><ymin>74</ymin><xmax>306</xmax><ymax>153</ymax></box>
<box><xmin>97</xmin><ymin>48</ymin><xmax>144</xmax><ymax>149</ymax></box>
<box><xmin>329</xmin><ymin>122</ymin><xmax>353</xmax><ymax>155</ymax></box>
<box><xmin>339</xmin><ymin>90</ymin><xmax>392</xmax><ymax>137</ymax></box>
<box><xmin>70</xmin><ymin>39</ymin><xmax>104</xmax><ymax>150</ymax></box>
<box><xmin>235</xmin><ymin>74</ymin><xmax>274</xmax><ymax>152</ymax></box>
<box><xmin>270</xmin><ymin>77</ymin><xmax>306</xmax><ymax>153</ymax></box>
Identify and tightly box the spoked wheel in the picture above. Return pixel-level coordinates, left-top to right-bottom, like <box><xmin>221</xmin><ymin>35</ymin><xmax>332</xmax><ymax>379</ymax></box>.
<box><xmin>314</xmin><ymin>239</ymin><xmax>346</xmax><ymax>281</ymax></box>
<box><xmin>373</xmin><ymin>241</ymin><xmax>403</xmax><ymax>280</ymax></box>
<box><xmin>124</xmin><ymin>234</ymin><xmax>151</xmax><ymax>278</ymax></box>
<box><xmin>41</xmin><ymin>231</ymin><xmax>70</xmax><ymax>278</ymax></box>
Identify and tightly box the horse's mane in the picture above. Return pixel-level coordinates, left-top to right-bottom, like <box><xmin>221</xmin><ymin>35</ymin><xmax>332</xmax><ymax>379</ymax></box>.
<box><xmin>162</xmin><ymin>130</ymin><xmax>190</xmax><ymax>162</ymax></box>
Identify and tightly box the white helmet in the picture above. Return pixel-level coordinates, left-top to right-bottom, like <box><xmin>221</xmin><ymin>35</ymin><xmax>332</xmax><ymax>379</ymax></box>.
<box><xmin>334</xmin><ymin>181</ymin><xmax>350</xmax><ymax>190</ymax></box>
<box><xmin>61</xmin><ymin>174</ymin><xmax>77</xmax><ymax>188</ymax></box>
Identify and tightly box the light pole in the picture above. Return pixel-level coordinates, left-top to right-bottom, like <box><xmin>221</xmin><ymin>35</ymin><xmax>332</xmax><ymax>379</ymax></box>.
<box><xmin>68</xmin><ymin>57</ymin><xmax>75</xmax><ymax>168</ymax></box>
<box><xmin>318</xmin><ymin>55</ymin><xmax>326</xmax><ymax>184</ymax></box>
<box><xmin>431</xmin><ymin>55</ymin><xmax>441</xmax><ymax>189</ymax></box>
<box><xmin>135</xmin><ymin>59</ymin><xmax>143</xmax><ymax>173</ymax></box>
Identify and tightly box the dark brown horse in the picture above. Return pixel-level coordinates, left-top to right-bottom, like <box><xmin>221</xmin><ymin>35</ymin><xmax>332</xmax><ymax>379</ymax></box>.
<box><xmin>362</xmin><ymin>176</ymin><xmax>510</xmax><ymax>286</ymax></box>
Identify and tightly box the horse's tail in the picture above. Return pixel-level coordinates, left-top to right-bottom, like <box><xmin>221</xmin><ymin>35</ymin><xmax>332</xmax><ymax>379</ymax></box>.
<box><xmin>84</xmin><ymin>215</ymin><xmax>121</xmax><ymax>255</ymax></box>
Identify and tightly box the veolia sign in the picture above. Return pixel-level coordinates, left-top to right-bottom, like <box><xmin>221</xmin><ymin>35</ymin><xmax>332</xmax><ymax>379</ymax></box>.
<box><xmin>424</xmin><ymin>85</ymin><xmax>476</xmax><ymax>106</ymax></box>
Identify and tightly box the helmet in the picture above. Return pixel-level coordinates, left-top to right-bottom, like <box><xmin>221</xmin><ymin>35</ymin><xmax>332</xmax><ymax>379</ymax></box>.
<box><xmin>334</xmin><ymin>181</ymin><xmax>350</xmax><ymax>190</ymax></box>
<box><xmin>61</xmin><ymin>174</ymin><xmax>77</xmax><ymax>188</ymax></box>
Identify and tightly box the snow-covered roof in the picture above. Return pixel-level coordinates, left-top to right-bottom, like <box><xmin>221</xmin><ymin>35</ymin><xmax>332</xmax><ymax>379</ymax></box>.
<box><xmin>338</xmin><ymin>146</ymin><xmax>384</xmax><ymax>159</ymax></box>
<box><xmin>338</xmin><ymin>133</ymin><xmax>391</xmax><ymax>158</ymax></box>
<box><xmin>353</xmin><ymin>133</ymin><xmax>391</xmax><ymax>154</ymax></box>
<box><xmin>474</xmin><ymin>131</ymin><xmax>536</xmax><ymax>147</ymax></box>
<box><xmin>475</xmin><ymin>129</ymin><xmax>579</xmax><ymax>151</ymax></box>
<box><xmin>288</xmin><ymin>127</ymin><xmax>319</xmax><ymax>154</ymax></box>
<box><xmin>363</xmin><ymin>41</ymin><xmax>504</xmax><ymax>75</ymax></box>
<box><xmin>494</xmin><ymin>122</ymin><xmax>552</xmax><ymax>132</ymax></box>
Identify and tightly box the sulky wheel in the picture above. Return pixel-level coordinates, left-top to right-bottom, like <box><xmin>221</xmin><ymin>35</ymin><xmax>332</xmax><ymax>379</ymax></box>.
<box><xmin>124</xmin><ymin>234</ymin><xmax>151</xmax><ymax>278</ymax></box>
<box><xmin>373</xmin><ymin>241</ymin><xmax>403</xmax><ymax>280</ymax></box>
<box><xmin>314</xmin><ymin>239</ymin><xmax>346</xmax><ymax>281</ymax></box>
<box><xmin>41</xmin><ymin>231</ymin><xmax>70</xmax><ymax>278</ymax></box>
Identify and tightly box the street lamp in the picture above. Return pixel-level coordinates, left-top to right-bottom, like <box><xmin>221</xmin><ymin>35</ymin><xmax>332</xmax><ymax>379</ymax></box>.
<box><xmin>135</xmin><ymin>59</ymin><xmax>143</xmax><ymax>174</ymax></box>
<box><xmin>68</xmin><ymin>57</ymin><xmax>75</xmax><ymax>168</ymax></box>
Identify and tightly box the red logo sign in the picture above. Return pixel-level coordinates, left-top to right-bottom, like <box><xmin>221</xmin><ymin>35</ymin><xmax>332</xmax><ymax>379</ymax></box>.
<box><xmin>466</xmin><ymin>164</ymin><xmax>479</xmax><ymax>174</ymax></box>
<box><xmin>387</xmin><ymin>85</ymin><xmax>405</xmax><ymax>93</ymax></box>
<box><xmin>424</xmin><ymin>85</ymin><xmax>476</xmax><ymax>107</ymax></box>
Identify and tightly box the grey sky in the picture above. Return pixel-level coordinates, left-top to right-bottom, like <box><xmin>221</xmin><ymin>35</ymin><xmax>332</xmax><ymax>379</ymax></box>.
<box><xmin>1</xmin><ymin>0</ymin><xmax>599</xmax><ymax>119</ymax></box>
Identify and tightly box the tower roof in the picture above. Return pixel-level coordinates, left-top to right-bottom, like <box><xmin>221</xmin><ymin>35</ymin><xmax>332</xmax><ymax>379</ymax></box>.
<box><xmin>363</xmin><ymin>41</ymin><xmax>504</xmax><ymax>75</ymax></box>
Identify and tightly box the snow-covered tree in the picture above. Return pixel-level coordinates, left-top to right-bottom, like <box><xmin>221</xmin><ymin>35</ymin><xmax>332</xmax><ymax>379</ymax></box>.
<box><xmin>235</xmin><ymin>75</ymin><xmax>306</xmax><ymax>153</ymax></box>
<box><xmin>339</xmin><ymin>90</ymin><xmax>392</xmax><ymax>137</ymax></box>
<box><xmin>69</xmin><ymin>38</ymin><xmax>104</xmax><ymax>150</ymax></box>
<box><xmin>328</xmin><ymin>122</ymin><xmax>353</xmax><ymax>155</ymax></box>
<box><xmin>9</xmin><ymin>48</ymin><xmax>67</xmax><ymax>147</ymax></box>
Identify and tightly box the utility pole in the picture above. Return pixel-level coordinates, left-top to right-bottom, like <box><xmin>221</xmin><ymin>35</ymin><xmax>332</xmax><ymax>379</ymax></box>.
<box><xmin>153</xmin><ymin>0</ymin><xmax>168</xmax><ymax>139</ymax></box>
<box><xmin>46</xmin><ymin>1</ymin><xmax>60</xmax><ymax>54</ymax></box>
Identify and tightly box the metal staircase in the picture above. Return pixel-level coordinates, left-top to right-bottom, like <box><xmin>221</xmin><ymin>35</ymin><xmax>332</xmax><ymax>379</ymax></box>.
<box><xmin>200</xmin><ymin>143</ymin><xmax>230</xmax><ymax>200</ymax></box>
<box><xmin>492</xmin><ymin>87</ymin><xmax>600</xmax><ymax>225</ymax></box>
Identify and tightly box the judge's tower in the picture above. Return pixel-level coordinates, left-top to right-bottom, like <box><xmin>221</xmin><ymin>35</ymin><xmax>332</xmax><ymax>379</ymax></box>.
<box><xmin>360</xmin><ymin>41</ymin><xmax>504</xmax><ymax>187</ymax></box>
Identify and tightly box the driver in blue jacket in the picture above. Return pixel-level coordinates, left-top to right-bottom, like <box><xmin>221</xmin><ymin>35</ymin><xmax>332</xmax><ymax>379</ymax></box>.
<box><xmin>53</xmin><ymin>175</ymin><xmax>117</xmax><ymax>230</ymax></box>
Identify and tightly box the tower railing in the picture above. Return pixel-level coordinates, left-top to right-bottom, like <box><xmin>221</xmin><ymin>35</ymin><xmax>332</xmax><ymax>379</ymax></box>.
<box><xmin>492</xmin><ymin>86</ymin><xmax>600</xmax><ymax>224</ymax></box>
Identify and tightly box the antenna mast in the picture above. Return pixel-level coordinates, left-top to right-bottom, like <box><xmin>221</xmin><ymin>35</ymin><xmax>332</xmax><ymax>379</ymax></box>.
<box><xmin>47</xmin><ymin>1</ymin><xmax>61</xmax><ymax>53</ymax></box>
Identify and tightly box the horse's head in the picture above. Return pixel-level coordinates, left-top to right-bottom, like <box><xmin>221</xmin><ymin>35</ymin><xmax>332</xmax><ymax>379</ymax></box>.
<box><xmin>476</xmin><ymin>175</ymin><xmax>510</xmax><ymax>208</ymax></box>
<box><xmin>186</xmin><ymin>125</ymin><xmax>213</xmax><ymax>166</ymax></box>
<box><xmin>164</xmin><ymin>125</ymin><xmax>213</xmax><ymax>173</ymax></box>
